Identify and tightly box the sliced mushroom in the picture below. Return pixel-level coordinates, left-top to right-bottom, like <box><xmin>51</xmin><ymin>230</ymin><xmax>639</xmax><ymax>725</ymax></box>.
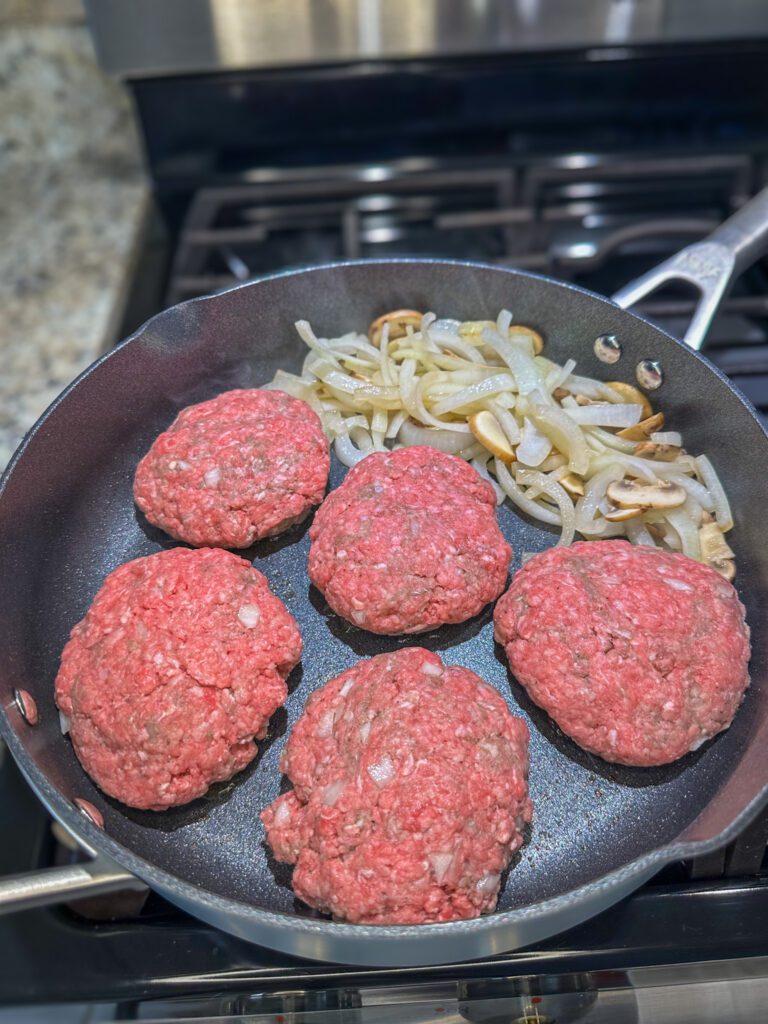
<box><xmin>606</xmin><ymin>381</ymin><xmax>653</xmax><ymax>420</ymax></box>
<box><xmin>617</xmin><ymin>412</ymin><xmax>665</xmax><ymax>441</ymax></box>
<box><xmin>560</xmin><ymin>473</ymin><xmax>585</xmax><ymax>497</ymax></box>
<box><xmin>634</xmin><ymin>441</ymin><xmax>682</xmax><ymax>462</ymax></box>
<box><xmin>606</xmin><ymin>478</ymin><xmax>686</xmax><ymax>510</ymax></box>
<box><xmin>711</xmin><ymin>558</ymin><xmax>737</xmax><ymax>582</ymax></box>
<box><xmin>699</xmin><ymin>522</ymin><xmax>735</xmax><ymax>570</ymax></box>
<box><xmin>369</xmin><ymin>309</ymin><xmax>423</xmax><ymax>346</ymax></box>
<box><xmin>604</xmin><ymin>506</ymin><xmax>644</xmax><ymax>522</ymax></box>
<box><xmin>468</xmin><ymin>410</ymin><xmax>516</xmax><ymax>464</ymax></box>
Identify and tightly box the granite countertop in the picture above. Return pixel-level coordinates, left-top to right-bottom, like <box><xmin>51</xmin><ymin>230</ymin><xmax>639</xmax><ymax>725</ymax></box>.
<box><xmin>0</xmin><ymin>18</ymin><xmax>149</xmax><ymax>470</ymax></box>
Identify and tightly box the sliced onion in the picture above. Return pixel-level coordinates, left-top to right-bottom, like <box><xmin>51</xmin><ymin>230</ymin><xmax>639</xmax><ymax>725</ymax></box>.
<box><xmin>528</xmin><ymin>391</ymin><xmax>590</xmax><ymax>475</ymax></box>
<box><xmin>398</xmin><ymin>419</ymin><xmax>468</xmax><ymax>454</ymax></box>
<box><xmin>565</xmin><ymin>374</ymin><xmax>625</xmax><ymax>402</ymax></box>
<box><xmin>59</xmin><ymin>711</ymin><xmax>71</xmax><ymax>735</ymax></box>
<box><xmin>625</xmin><ymin>518</ymin><xmax>657</xmax><ymax>547</ymax></box>
<box><xmin>665</xmin><ymin>507</ymin><xmax>701</xmax><ymax>560</ymax></box>
<box><xmin>400</xmin><ymin>358</ymin><xmax>470</xmax><ymax>433</ymax></box>
<box><xmin>695</xmin><ymin>455</ymin><xmax>733</xmax><ymax>531</ymax></box>
<box><xmin>482</xmin><ymin>328</ymin><xmax>542</xmax><ymax>395</ymax></box>
<box><xmin>584</xmin><ymin>426</ymin><xmax>639</xmax><ymax>454</ymax></box>
<box><xmin>495</xmin><ymin>459</ymin><xmax>561</xmax><ymax>526</ymax></box>
<box><xmin>334</xmin><ymin>434</ymin><xmax>370</xmax><ymax>467</ymax></box>
<box><xmin>471</xmin><ymin>458</ymin><xmax>505</xmax><ymax>505</ymax></box>
<box><xmin>487</xmin><ymin>400</ymin><xmax>521</xmax><ymax>445</ymax></box>
<box><xmin>545</xmin><ymin>357</ymin><xmax>577</xmax><ymax>393</ymax></box>
<box><xmin>650</xmin><ymin>431</ymin><xmax>683</xmax><ymax>446</ymax></box>
<box><xmin>665</xmin><ymin>473</ymin><xmax>714</xmax><ymax>511</ymax></box>
<box><xmin>564</xmin><ymin>403</ymin><xmax>642</xmax><ymax>428</ymax></box>
<box><xmin>575</xmin><ymin>463</ymin><xmax>624</xmax><ymax>535</ymax></box>
<box><xmin>516</xmin><ymin>469</ymin><xmax>575</xmax><ymax>545</ymax></box>
<box><xmin>516</xmin><ymin>417</ymin><xmax>552</xmax><ymax>467</ymax></box>
<box><xmin>430</xmin><ymin>374</ymin><xmax>516</xmax><ymax>417</ymax></box>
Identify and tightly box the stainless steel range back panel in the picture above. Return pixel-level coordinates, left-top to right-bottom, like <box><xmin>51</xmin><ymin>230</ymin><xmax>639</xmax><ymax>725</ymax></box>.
<box><xmin>86</xmin><ymin>0</ymin><xmax>768</xmax><ymax>78</ymax></box>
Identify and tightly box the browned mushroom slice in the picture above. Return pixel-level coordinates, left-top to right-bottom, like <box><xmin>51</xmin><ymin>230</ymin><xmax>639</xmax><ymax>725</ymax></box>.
<box><xmin>468</xmin><ymin>410</ymin><xmax>516</xmax><ymax>464</ymax></box>
<box><xmin>634</xmin><ymin>441</ymin><xmax>683</xmax><ymax>462</ymax></box>
<box><xmin>368</xmin><ymin>309</ymin><xmax>423</xmax><ymax>346</ymax></box>
<box><xmin>606</xmin><ymin>479</ymin><xmax>686</xmax><ymax>511</ymax></box>
<box><xmin>606</xmin><ymin>381</ymin><xmax>654</xmax><ymax>420</ymax></box>
<box><xmin>617</xmin><ymin>412</ymin><xmax>665</xmax><ymax>441</ymax></box>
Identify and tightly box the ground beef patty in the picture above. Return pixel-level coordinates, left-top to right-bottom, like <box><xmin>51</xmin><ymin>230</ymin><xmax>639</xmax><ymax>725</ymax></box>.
<box><xmin>308</xmin><ymin>446</ymin><xmax>511</xmax><ymax>634</ymax></box>
<box><xmin>133</xmin><ymin>389</ymin><xmax>330</xmax><ymax>548</ymax></box>
<box><xmin>494</xmin><ymin>540</ymin><xmax>751</xmax><ymax>767</ymax></box>
<box><xmin>55</xmin><ymin>547</ymin><xmax>301</xmax><ymax>810</ymax></box>
<box><xmin>262</xmin><ymin>648</ymin><xmax>531</xmax><ymax>925</ymax></box>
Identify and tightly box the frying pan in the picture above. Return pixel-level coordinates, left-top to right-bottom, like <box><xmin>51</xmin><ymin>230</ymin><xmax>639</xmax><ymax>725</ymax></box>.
<box><xmin>1</xmin><ymin>192</ymin><xmax>768</xmax><ymax>968</ymax></box>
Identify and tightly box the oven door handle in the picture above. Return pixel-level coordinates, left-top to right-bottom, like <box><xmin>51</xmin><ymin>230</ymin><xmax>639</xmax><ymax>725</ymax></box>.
<box><xmin>0</xmin><ymin>856</ymin><xmax>145</xmax><ymax>915</ymax></box>
<box><xmin>612</xmin><ymin>186</ymin><xmax>768</xmax><ymax>350</ymax></box>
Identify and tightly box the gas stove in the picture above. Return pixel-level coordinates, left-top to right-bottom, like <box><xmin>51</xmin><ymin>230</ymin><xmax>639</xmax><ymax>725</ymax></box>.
<box><xmin>6</xmin><ymin>15</ymin><xmax>768</xmax><ymax>1021</ymax></box>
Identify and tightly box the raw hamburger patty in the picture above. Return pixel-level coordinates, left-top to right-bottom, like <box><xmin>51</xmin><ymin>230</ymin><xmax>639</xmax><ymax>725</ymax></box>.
<box><xmin>55</xmin><ymin>547</ymin><xmax>301</xmax><ymax>810</ymax></box>
<box><xmin>308</xmin><ymin>446</ymin><xmax>511</xmax><ymax>634</ymax></box>
<box><xmin>262</xmin><ymin>647</ymin><xmax>532</xmax><ymax>925</ymax></box>
<box><xmin>134</xmin><ymin>389</ymin><xmax>330</xmax><ymax>548</ymax></box>
<box><xmin>494</xmin><ymin>540</ymin><xmax>751</xmax><ymax>767</ymax></box>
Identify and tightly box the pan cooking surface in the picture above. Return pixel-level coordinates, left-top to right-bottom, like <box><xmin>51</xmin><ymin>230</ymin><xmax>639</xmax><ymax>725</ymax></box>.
<box><xmin>1</xmin><ymin>260</ymin><xmax>765</xmax><ymax>921</ymax></box>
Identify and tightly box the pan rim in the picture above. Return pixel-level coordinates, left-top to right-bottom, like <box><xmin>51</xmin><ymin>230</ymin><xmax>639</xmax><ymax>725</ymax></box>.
<box><xmin>2</xmin><ymin>256</ymin><xmax>767</xmax><ymax>943</ymax></box>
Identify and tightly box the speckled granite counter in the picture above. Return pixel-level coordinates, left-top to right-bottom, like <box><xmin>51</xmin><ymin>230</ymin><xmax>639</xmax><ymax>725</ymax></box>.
<box><xmin>0</xmin><ymin>21</ymin><xmax>148</xmax><ymax>470</ymax></box>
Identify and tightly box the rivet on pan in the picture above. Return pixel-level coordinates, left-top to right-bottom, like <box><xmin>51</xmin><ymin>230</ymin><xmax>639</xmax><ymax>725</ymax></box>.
<box><xmin>13</xmin><ymin>689</ymin><xmax>38</xmax><ymax>726</ymax></box>
<box><xmin>636</xmin><ymin>359</ymin><xmax>664</xmax><ymax>391</ymax></box>
<box><xmin>594</xmin><ymin>334</ymin><xmax>622</xmax><ymax>364</ymax></box>
<box><xmin>74</xmin><ymin>799</ymin><xmax>104</xmax><ymax>829</ymax></box>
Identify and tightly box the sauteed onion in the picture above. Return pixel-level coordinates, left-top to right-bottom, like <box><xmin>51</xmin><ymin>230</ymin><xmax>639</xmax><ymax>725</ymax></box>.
<box><xmin>266</xmin><ymin>311</ymin><xmax>735</xmax><ymax>578</ymax></box>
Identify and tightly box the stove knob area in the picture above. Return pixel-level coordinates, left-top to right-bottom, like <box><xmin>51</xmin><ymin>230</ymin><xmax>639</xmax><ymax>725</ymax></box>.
<box><xmin>458</xmin><ymin>972</ymin><xmax>637</xmax><ymax>1024</ymax></box>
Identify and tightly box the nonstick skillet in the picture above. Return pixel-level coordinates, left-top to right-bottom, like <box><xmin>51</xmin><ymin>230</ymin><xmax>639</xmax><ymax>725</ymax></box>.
<box><xmin>1</xmin><ymin>192</ymin><xmax>768</xmax><ymax>967</ymax></box>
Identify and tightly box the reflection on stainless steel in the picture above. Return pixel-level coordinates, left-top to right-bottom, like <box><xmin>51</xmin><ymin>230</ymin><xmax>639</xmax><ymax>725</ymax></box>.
<box><xmin>99</xmin><ymin>960</ymin><xmax>768</xmax><ymax>1022</ymax></box>
<box><xmin>85</xmin><ymin>0</ymin><xmax>768</xmax><ymax>77</ymax></box>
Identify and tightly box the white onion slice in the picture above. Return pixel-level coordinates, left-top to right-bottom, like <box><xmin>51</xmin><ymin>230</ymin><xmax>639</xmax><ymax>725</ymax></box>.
<box><xmin>334</xmin><ymin>434</ymin><xmax>370</xmax><ymax>467</ymax></box>
<box><xmin>495</xmin><ymin>459</ymin><xmax>561</xmax><ymax>525</ymax></box>
<box><xmin>482</xmin><ymin>328</ymin><xmax>542</xmax><ymax>395</ymax></box>
<box><xmin>624</xmin><ymin>518</ymin><xmax>657</xmax><ymax>547</ymax></box>
<box><xmin>575</xmin><ymin>463</ymin><xmax>624</xmax><ymax>535</ymax></box>
<box><xmin>695</xmin><ymin>455</ymin><xmax>733</xmax><ymax>531</ymax></box>
<box><xmin>398</xmin><ymin>419</ymin><xmax>468</xmax><ymax>454</ymax></box>
<box><xmin>516</xmin><ymin>469</ymin><xmax>575</xmax><ymax>545</ymax></box>
<box><xmin>528</xmin><ymin>391</ymin><xmax>590</xmax><ymax>475</ymax></box>
<box><xmin>516</xmin><ymin>417</ymin><xmax>552</xmax><ymax>467</ymax></box>
<box><xmin>430</xmin><ymin>374</ymin><xmax>516</xmax><ymax>417</ymax></box>
<box><xmin>471</xmin><ymin>458</ymin><xmax>505</xmax><ymax>505</ymax></box>
<box><xmin>665</xmin><ymin>507</ymin><xmax>701</xmax><ymax>560</ymax></box>
<box><xmin>665</xmin><ymin>473</ymin><xmax>714</xmax><ymax>511</ymax></box>
<box><xmin>564</xmin><ymin>403</ymin><xmax>642</xmax><ymax>428</ymax></box>
<box><xmin>650</xmin><ymin>431</ymin><xmax>683</xmax><ymax>446</ymax></box>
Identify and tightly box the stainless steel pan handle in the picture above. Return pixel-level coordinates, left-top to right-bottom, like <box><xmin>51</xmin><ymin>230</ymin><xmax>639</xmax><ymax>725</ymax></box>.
<box><xmin>0</xmin><ymin>856</ymin><xmax>144</xmax><ymax>915</ymax></box>
<box><xmin>612</xmin><ymin>186</ymin><xmax>768</xmax><ymax>350</ymax></box>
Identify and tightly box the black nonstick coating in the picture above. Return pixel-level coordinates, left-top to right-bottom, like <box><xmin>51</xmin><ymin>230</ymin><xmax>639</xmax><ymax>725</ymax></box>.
<box><xmin>1</xmin><ymin>260</ymin><xmax>766</xmax><ymax>950</ymax></box>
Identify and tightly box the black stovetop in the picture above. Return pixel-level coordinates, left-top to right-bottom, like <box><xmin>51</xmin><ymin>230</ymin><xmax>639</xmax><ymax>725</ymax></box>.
<box><xmin>6</xmin><ymin>38</ymin><xmax>768</xmax><ymax>1015</ymax></box>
